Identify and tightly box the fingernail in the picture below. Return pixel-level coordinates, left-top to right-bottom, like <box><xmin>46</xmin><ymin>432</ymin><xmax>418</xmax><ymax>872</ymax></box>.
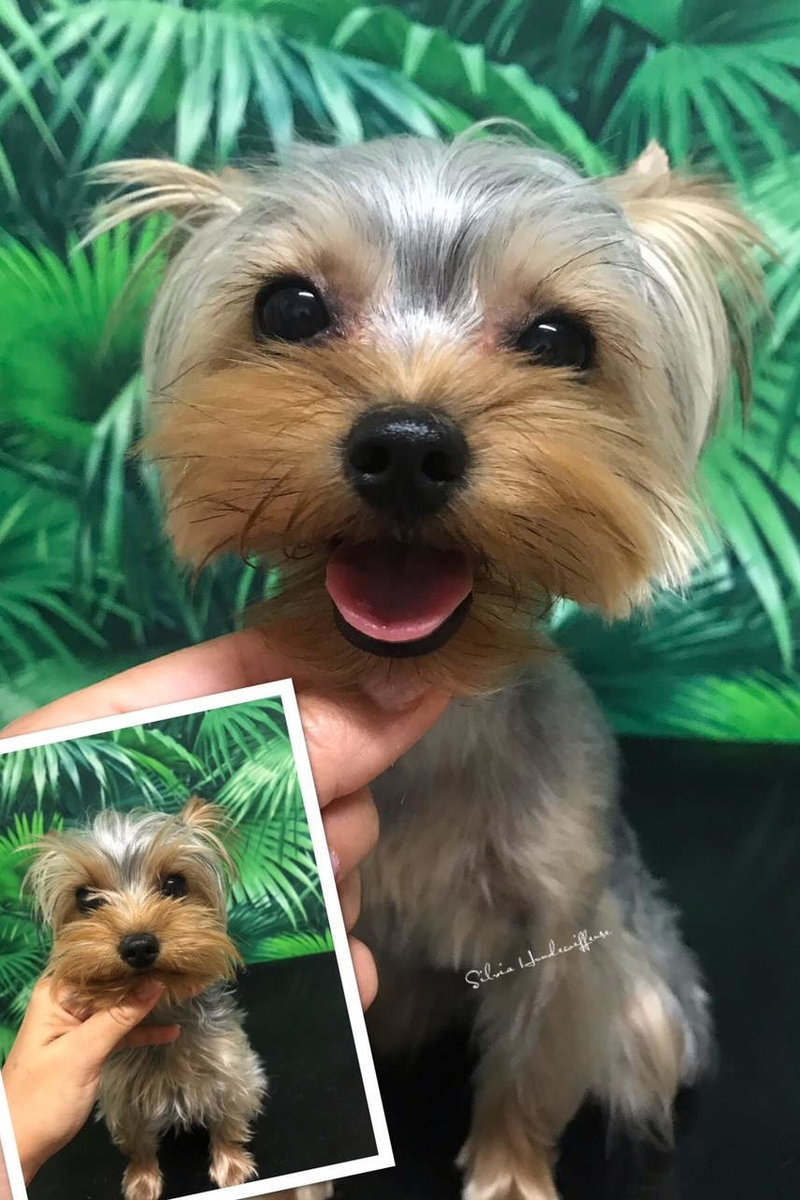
<box><xmin>330</xmin><ymin>848</ymin><xmax>341</xmax><ymax>879</ymax></box>
<box><xmin>133</xmin><ymin>980</ymin><xmax>165</xmax><ymax>1004</ymax></box>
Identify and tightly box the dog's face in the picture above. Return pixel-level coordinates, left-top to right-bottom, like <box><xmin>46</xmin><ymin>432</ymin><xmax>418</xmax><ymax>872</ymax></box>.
<box><xmin>102</xmin><ymin>137</ymin><xmax>760</xmax><ymax>697</ymax></box>
<box><xmin>26</xmin><ymin>798</ymin><xmax>241</xmax><ymax>1006</ymax></box>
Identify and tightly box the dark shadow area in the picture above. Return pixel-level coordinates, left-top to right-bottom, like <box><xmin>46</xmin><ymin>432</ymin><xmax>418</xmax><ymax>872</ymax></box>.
<box><xmin>31</xmin><ymin>953</ymin><xmax>377</xmax><ymax>1200</ymax></box>
<box><xmin>337</xmin><ymin>737</ymin><xmax>800</xmax><ymax>1200</ymax></box>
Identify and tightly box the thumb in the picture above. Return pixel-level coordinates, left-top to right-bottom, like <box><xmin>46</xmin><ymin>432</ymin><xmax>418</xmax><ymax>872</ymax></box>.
<box><xmin>73</xmin><ymin>981</ymin><xmax>166</xmax><ymax>1063</ymax></box>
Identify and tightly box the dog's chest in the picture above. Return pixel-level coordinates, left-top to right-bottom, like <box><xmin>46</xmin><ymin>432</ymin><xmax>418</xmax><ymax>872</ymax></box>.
<box><xmin>360</xmin><ymin>665</ymin><xmax>616</xmax><ymax>970</ymax></box>
<box><xmin>361</xmin><ymin>687</ymin><xmax>546</xmax><ymax>968</ymax></box>
<box><xmin>100</xmin><ymin>1023</ymin><xmax>218</xmax><ymax>1128</ymax></box>
<box><xmin>98</xmin><ymin>999</ymin><xmax>262</xmax><ymax>1133</ymax></box>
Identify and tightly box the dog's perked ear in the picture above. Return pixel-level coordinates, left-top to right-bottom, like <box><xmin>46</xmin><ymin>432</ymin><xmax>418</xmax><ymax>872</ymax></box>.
<box><xmin>179</xmin><ymin>796</ymin><xmax>237</xmax><ymax>873</ymax></box>
<box><xmin>88</xmin><ymin>159</ymin><xmax>249</xmax><ymax>240</ymax></box>
<box><xmin>21</xmin><ymin>830</ymin><xmax>82</xmax><ymax>929</ymax></box>
<box><xmin>181</xmin><ymin>795</ymin><xmax>227</xmax><ymax>831</ymax></box>
<box><xmin>607</xmin><ymin>142</ymin><xmax>766</xmax><ymax>457</ymax></box>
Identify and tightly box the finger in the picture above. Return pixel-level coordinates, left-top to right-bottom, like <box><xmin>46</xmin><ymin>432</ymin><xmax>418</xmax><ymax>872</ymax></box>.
<box><xmin>72</xmin><ymin>981</ymin><xmax>166</xmax><ymax>1061</ymax></box>
<box><xmin>1</xmin><ymin>632</ymin><xmax>449</xmax><ymax>810</ymax></box>
<box><xmin>0</xmin><ymin>631</ymin><xmax>296</xmax><ymax>739</ymax></box>
<box><xmin>349</xmin><ymin>937</ymin><xmax>378</xmax><ymax>1009</ymax></box>
<box><xmin>323</xmin><ymin>787</ymin><xmax>379</xmax><ymax>879</ymax></box>
<box><xmin>338</xmin><ymin>870</ymin><xmax>361</xmax><ymax>931</ymax></box>
<box><xmin>298</xmin><ymin>690</ymin><xmax>448</xmax><ymax>806</ymax></box>
<box><xmin>0</xmin><ymin>635</ymin><xmax>450</xmax><ymax>806</ymax></box>
<box><xmin>23</xmin><ymin>977</ymin><xmax>62</xmax><ymax>1024</ymax></box>
<box><xmin>118</xmin><ymin>1024</ymin><xmax>181</xmax><ymax>1050</ymax></box>
<box><xmin>18</xmin><ymin>979</ymin><xmax>80</xmax><ymax>1044</ymax></box>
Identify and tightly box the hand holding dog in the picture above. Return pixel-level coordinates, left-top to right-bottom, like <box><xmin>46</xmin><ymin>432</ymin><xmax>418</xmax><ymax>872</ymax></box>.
<box><xmin>1</xmin><ymin>628</ymin><xmax>449</xmax><ymax>1008</ymax></box>
<box><xmin>2</xmin><ymin>977</ymin><xmax>179</xmax><ymax>1184</ymax></box>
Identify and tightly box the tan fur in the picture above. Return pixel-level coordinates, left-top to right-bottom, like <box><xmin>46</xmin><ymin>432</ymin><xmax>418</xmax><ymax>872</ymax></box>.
<box><xmin>608</xmin><ymin>145</ymin><xmax>766</xmax><ymax>449</ymax></box>
<box><xmin>457</xmin><ymin>1091</ymin><xmax>560</xmax><ymax>1200</ymax></box>
<box><xmin>148</xmin><ymin>336</ymin><xmax>693</xmax><ymax>697</ymax></box>
<box><xmin>45</xmin><ymin>890</ymin><xmax>241</xmax><ymax>1009</ymax></box>
<box><xmin>209</xmin><ymin>1118</ymin><xmax>260</xmax><ymax>1189</ymax></box>
<box><xmin>27</xmin><ymin>806</ymin><xmax>241</xmax><ymax>1008</ymax></box>
<box><xmin>90</xmin><ymin>159</ymin><xmax>246</xmax><ymax>236</ymax></box>
<box><xmin>121</xmin><ymin>1147</ymin><xmax>162</xmax><ymax>1200</ymax></box>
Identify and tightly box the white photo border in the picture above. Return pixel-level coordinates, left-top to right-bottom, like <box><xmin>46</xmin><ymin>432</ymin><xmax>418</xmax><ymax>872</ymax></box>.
<box><xmin>0</xmin><ymin>678</ymin><xmax>394</xmax><ymax>1200</ymax></box>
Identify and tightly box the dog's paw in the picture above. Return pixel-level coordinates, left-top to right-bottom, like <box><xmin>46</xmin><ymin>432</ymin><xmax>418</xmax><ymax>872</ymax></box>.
<box><xmin>122</xmin><ymin>1162</ymin><xmax>164</xmax><ymax>1200</ymax></box>
<box><xmin>461</xmin><ymin>1173</ymin><xmax>558</xmax><ymax>1200</ymax></box>
<box><xmin>209</xmin><ymin>1142</ymin><xmax>259</xmax><ymax>1189</ymax></box>
<box><xmin>458</xmin><ymin>1139</ymin><xmax>559</xmax><ymax>1200</ymax></box>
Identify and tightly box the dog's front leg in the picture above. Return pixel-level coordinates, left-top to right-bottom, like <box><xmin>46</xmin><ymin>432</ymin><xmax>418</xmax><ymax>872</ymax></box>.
<box><xmin>114</xmin><ymin>1124</ymin><xmax>163</xmax><ymax>1200</ymax></box>
<box><xmin>208</xmin><ymin>1112</ymin><xmax>260</xmax><ymax>1189</ymax></box>
<box><xmin>458</xmin><ymin>962</ymin><xmax>591</xmax><ymax>1200</ymax></box>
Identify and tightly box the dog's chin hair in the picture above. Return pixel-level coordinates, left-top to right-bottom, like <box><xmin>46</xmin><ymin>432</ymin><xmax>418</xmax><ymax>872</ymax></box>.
<box><xmin>245</xmin><ymin>554</ymin><xmax>552</xmax><ymax>699</ymax></box>
<box><xmin>44</xmin><ymin>936</ymin><xmax>241</xmax><ymax>1012</ymax></box>
<box><xmin>44</xmin><ymin>968</ymin><xmax>232</xmax><ymax>1011</ymax></box>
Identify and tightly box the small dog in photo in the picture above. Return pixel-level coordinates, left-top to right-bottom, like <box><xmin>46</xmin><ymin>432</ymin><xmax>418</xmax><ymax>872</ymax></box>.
<box><xmin>26</xmin><ymin>798</ymin><xmax>267</xmax><ymax>1200</ymax></box>
<box><xmin>95</xmin><ymin>133</ymin><xmax>763</xmax><ymax>1198</ymax></box>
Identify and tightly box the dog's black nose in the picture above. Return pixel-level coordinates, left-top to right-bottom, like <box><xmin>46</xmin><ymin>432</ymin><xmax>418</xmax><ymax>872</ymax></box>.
<box><xmin>345</xmin><ymin>405</ymin><xmax>469</xmax><ymax>520</ymax></box>
<box><xmin>119</xmin><ymin>932</ymin><xmax>160</xmax><ymax>969</ymax></box>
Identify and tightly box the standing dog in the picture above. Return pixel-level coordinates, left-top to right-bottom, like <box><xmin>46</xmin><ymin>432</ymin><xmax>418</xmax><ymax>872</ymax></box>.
<box><xmin>27</xmin><ymin>798</ymin><xmax>267</xmax><ymax>1200</ymax></box>
<box><xmin>94</xmin><ymin>134</ymin><xmax>761</xmax><ymax>1198</ymax></box>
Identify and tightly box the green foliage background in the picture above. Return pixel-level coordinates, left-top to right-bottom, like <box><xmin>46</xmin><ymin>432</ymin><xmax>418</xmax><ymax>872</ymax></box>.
<box><xmin>0</xmin><ymin>0</ymin><xmax>798</xmax><ymax>740</ymax></box>
<box><xmin>0</xmin><ymin>695</ymin><xmax>333</xmax><ymax>1054</ymax></box>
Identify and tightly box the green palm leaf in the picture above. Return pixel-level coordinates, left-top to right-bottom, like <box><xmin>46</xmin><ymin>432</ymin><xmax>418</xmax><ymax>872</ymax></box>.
<box><xmin>553</xmin><ymin>552</ymin><xmax>799</xmax><ymax>736</ymax></box>
<box><xmin>0</xmin><ymin>469</ymin><xmax>121</xmax><ymax>675</ymax></box>
<box><xmin>3</xmin><ymin>0</ymin><xmax>606</xmax><ymax>174</ymax></box>
<box><xmin>0</xmin><ymin>734</ymin><xmax>185</xmax><ymax>818</ymax></box>
<box><xmin>701</xmin><ymin>434</ymin><xmax>800</xmax><ymax>668</ymax></box>
<box><xmin>0</xmin><ymin>914</ymin><xmax>48</xmax><ymax>1000</ymax></box>
<box><xmin>244</xmin><ymin>929</ymin><xmax>333</xmax><ymax>963</ymax></box>
<box><xmin>323</xmin><ymin>0</ymin><xmax>607</xmax><ymax>168</ymax></box>
<box><xmin>216</xmin><ymin>736</ymin><xmax>302</xmax><ymax>826</ymax></box>
<box><xmin>0</xmin><ymin>221</ymin><xmax>165</xmax><ymax>445</ymax></box>
<box><xmin>0</xmin><ymin>0</ymin><xmax>64</xmax><ymax>197</ymax></box>
<box><xmin>0</xmin><ymin>812</ymin><xmax>61</xmax><ymax>906</ymax></box>
<box><xmin>230</xmin><ymin>815</ymin><xmax>323</xmax><ymax>927</ymax></box>
<box><xmin>617</xmin><ymin>671</ymin><xmax>800</xmax><ymax>741</ymax></box>
<box><xmin>601</xmin><ymin>5</ymin><xmax>800</xmax><ymax>180</ymax></box>
<box><xmin>193</xmin><ymin>701</ymin><xmax>291</xmax><ymax>783</ymax></box>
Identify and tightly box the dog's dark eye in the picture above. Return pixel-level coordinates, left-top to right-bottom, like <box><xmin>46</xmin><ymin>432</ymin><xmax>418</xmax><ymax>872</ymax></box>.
<box><xmin>76</xmin><ymin>886</ymin><xmax>106</xmax><ymax>915</ymax></box>
<box><xmin>254</xmin><ymin>278</ymin><xmax>330</xmax><ymax>343</ymax></box>
<box><xmin>160</xmin><ymin>873</ymin><xmax>188</xmax><ymax>899</ymax></box>
<box><xmin>515</xmin><ymin>313</ymin><xmax>594</xmax><ymax>370</ymax></box>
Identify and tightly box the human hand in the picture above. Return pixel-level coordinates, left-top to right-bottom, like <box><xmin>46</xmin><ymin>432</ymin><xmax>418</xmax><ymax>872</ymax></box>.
<box><xmin>1</xmin><ymin>630</ymin><xmax>449</xmax><ymax>1009</ymax></box>
<box><xmin>2</xmin><ymin>977</ymin><xmax>180</xmax><ymax>1183</ymax></box>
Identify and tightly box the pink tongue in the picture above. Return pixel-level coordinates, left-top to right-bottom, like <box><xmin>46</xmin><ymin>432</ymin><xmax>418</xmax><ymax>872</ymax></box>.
<box><xmin>326</xmin><ymin>542</ymin><xmax>473</xmax><ymax>644</ymax></box>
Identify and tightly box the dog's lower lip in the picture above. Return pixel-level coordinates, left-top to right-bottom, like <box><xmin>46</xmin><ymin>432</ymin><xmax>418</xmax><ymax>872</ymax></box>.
<box><xmin>333</xmin><ymin>593</ymin><xmax>473</xmax><ymax>658</ymax></box>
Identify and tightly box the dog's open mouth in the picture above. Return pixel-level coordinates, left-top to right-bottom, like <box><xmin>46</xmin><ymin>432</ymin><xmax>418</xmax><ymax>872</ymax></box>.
<box><xmin>325</xmin><ymin>540</ymin><xmax>473</xmax><ymax>658</ymax></box>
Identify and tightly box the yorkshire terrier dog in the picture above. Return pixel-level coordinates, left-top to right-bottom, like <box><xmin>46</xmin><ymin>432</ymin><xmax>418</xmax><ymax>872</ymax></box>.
<box><xmin>26</xmin><ymin>798</ymin><xmax>268</xmax><ymax>1200</ymax></box>
<box><xmin>94</xmin><ymin>133</ymin><xmax>762</xmax><ymax>1199</ymax></box>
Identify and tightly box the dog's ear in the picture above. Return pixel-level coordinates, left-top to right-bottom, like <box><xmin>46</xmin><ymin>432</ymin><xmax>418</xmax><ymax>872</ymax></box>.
<box><xmin>607</xmin><ymin>142</ymin><xmax>766</xmax><ymax>454</ymax></box>
<box><xmin>88</xmin><ymin>158</ymin><xmax>250</xmax><ymax>242</ymax></box>
<box><xmin>21</xmin><ymin>831</ymin><xmax>76</xmax><ymax>928</ymax></box>
<box><xmin>180</xmin><ymin>795</ymin><xmax>229</xmax><ymax>834</ymax></box>
<box><xmin>179</xmin><ymin>796</ymin><xmax>237</xmax><ymax>873</ymax></box>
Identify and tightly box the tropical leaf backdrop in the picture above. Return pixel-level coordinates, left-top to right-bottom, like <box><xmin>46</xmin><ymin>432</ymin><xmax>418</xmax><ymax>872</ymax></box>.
<box><xmin>0</xmin><ymin>0</ymin><xmax>798</xmax><ymax>740</ymax></box>
<box><xmin>0</xmin><ymin>696</ymin><xmax>333</xmax><ymax>1057</ymax></box>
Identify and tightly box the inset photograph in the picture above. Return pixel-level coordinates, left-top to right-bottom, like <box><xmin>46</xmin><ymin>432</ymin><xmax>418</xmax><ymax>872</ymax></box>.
<box><xmin>0</xmin><ymin>681</ymin><xmax>391</xmax><ymax>1200</ymax></box>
